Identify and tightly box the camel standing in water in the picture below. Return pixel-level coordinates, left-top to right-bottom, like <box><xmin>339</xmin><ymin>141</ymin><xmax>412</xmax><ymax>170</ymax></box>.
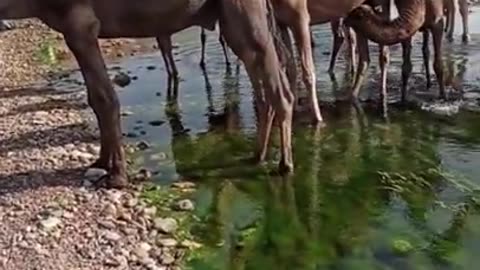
<box><xmin>444</xmin><ymin>0</ymin><xmax>470</xmax><ymax>42</ymax></box>
<box><xmin>0</xmin><ymin>0</ymin><xmax>426</xmax><ymax>187</ymax></box>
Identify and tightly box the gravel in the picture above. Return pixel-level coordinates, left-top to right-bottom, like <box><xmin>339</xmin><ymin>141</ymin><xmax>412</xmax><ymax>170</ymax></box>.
<box><xmin>0</xmin><ymin>19</ymin><xmax>188</xmax><ymax>270</ymax></box>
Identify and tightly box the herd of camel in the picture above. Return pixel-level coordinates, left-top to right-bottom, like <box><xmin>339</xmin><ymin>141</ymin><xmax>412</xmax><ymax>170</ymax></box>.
<box><xmin>0</xmin><ymin>0</ymin><xmax>475</xmax><ymax>188</ymax></box>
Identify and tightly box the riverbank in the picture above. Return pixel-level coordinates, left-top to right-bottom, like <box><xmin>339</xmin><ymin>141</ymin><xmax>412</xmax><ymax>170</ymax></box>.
<box><xmin>0</xmin><ymin>19</ymin><xmax>197</xmax><ymax>270</ymax></box>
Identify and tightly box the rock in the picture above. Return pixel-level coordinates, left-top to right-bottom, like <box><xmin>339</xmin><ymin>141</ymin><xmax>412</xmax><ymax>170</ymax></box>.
<box><xmin>104</xmin><ymin>231</ymin><xmax>122</xmax><ymax>242</ymax></box>
<box><xmin>121</xmin><ymin>110</ymin><xmax>133</xmax><ymax>117</ymax></box>
<box><xmin>137</xmin><ymin>141</ymin><xmax>151</xmax><ymax>151</ymax></box>
<box><xmin>150</xmin><ymin>153</ymin><xmax>167</xmax><ymax>161</ymax></box>
<box><xmin>171</xmin><ymin>181</ymin><xmax>196</xmax><ymax>190</ymax></box>
<box><xmin>143</xmin><ymin>206</ymin><xmax>157</xmax><ymax>217</ymax></box>
<box><xmin>133</xmin><ymin>242</ymin><xmax>152</xmax><ymax>259</ymax></box>
<box><xmin>159</xmin><ymin>252</ymin><xmax>175</xmax><ymax>265</ymax></box>
<box><xmin>148</xmin><ymin>120</ymin><xmax>165</xmax><ymax>127</ymax></box>
<box><xmin>102</xmin><ymin>203</ymin><xmax>117</xmax><ymax>217</ymax></box>
<box><xmin>153</xmin><ymin>218</ymin><xmax>178</xmax><ymax>234</ymax></box>
<box><xmin>113</xmin><ymin>72</ymin><xmax>131</xmax><ymax>87</ymax></box>
<box><xmin>105</xmin><ymin>190</ymin><xmax>123</xmax><ymax>204</ymax></box>
<box><xmin>84</xmin><ymin>168</ymin><xmax>108</xmax><ymax>179</ymax></box>
<box><xmin>118</xmin><ymin>209</ymin><xmax>133</xmax><ymax>222</ymax></box>
<box><xmin>180</xmin><ymin>240</ymin><xmax>202</xmax><ymax>249</ymax></box>
<box><xmin>105</xmin><ymin>255</ymin><xmax>128</xmax><ymax>267</ymax></box>
<box><xmin>125</xmin><ymin>132</ymin><xmax>139</xmax><ymax>138</ymax></box>
<box><xmin>82</xmin><ymin>179</ymin><xmax>94</xmax><ymax>188</ymax></box>
<box><xmin>39</xmin><ymin>217</ymin><xmax>61</xmax><ymax>231</ymax></box>
<box><xmin>98</xmin><ymin>220</ymin><xmax>116</xmax><ymax>230</ymax></box>
<box><xmin>156</xmin><ymin>238</ymin><xmax>177</xmax><ymax>247</ymax></box>
<box><xmin>133</xmin><ymin>168</ymin><xmax>152</xmax><ymax>182</ymax></box>
<box><xmin>86</xmin><ymin>144</ymin><xmax>100</xmax><ymax>155</ymax></box>
<box><xmin>173</xmin><ymin>199</ymin><xmax>194</xmax><ymax>212</ymax></box>
<box><xmin>125</xmin><ymin>198</ymin><xmax>139</xmax><ymax>208</ymax></box>
<box><xmin>146</xmin><ymin>65</ymin><xmax>156</xmax><ymax>70</ymax></box>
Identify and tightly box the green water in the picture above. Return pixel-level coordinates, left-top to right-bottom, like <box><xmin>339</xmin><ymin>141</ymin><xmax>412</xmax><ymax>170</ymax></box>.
<box><xmin>61</xmin><ymin>14</ymin><xmax>480</xmax><ymax>269</ymax></box>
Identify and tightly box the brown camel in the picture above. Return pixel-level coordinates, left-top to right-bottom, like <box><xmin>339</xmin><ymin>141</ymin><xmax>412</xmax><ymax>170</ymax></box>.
<box><xmin>328</xmin><ymin>18</ymin><xmax>357</xmax><ymax>76</ymax></box>
<box><xmin>272</xmin><ymin>0</ymin><xmax>426</xmax><ymax>124</ymax></box>
<box><xmin>347</xmin><ymin>0</ymin><xmax>445</xmax><ymax>107</ymax></box>
<box><xmin>0</xmin><ymin>0</ymin><xmax>429</xmax><ymax>186</ymax></box>
<box><xmin>444</xmin><ymin>0</ymin><xmax>469</xmax><ymax>42</ymax></box>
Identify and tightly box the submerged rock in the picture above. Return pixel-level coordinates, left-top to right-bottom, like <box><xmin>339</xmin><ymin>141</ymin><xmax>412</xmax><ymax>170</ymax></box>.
<box><xmin>421</xmin><ymin>101</ymin><xmax>461</xmax><ymax>116</ymax></box>
<box><xmin>113</xmin><ymin>72</ymin><xmax>131</xmax><ymax>87</ymax></box>
<box><xmin>173</xmin><ymin>199</ymin><xmax>194</xmax><ymax>212</ymax></box>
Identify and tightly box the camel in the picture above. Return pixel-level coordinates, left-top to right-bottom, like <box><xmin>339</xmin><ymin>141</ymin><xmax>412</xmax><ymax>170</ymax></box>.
<box><xmin>199</xmin><ymin>27</ymin><xmax>230</xmax><ymax>68</ymax></box>
<box><xmin>0</xmin><ymin>0</ymin><xmax>428</xmax><ymax>187</ymax></box>
<box><xmin>347</xmin><ymin>0</ymin><xmax>445</xmax><ymax>108</ymax></box>
<box><xmin>444</xmin><ymin>0</ymin><xmax>469</xmax><ymax>42</ymax></box>
<box><xmin>271</xmin><ymin>0</ymin><xmax>427</xmax><ymax>124</ymax></box>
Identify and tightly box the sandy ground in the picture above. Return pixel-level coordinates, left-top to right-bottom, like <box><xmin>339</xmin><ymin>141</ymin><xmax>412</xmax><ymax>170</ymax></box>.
<box><xmin>0</xmin><ymin>20</ymin><xmax>192</xmax><ymax>270</ymax></box>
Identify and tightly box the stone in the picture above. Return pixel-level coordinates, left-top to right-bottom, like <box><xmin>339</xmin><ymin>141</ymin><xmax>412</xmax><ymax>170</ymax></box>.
<box><xmin>153</xmin><ymin>218</ymin><xmax>178</xmax><ymax>234</ymax></box>
<box><xmin>160</xmin><ymin>252</ymin><xmax>175</xmax><ymax>265</ymax></box>
<box><xmin>143</xmin><ymin>206</ymin><xmax>157</xmax><ymax>217</ymax></box>
<box><xmin>84</xmin><ymin>168</ymin><xmax>108</xmax><ymax>179</ymax></box>
<box><xmin>173</xmin><ymin>199</ymin><xmax>194</xmax><ymax>211</ymax></box>
<box><xmin>104</xmin><ymin>231</ymin><xmax>122</xmax><ymax>242</ymax></box>
<box><xmin>133</xmin><ymin>242</ymin><xmax>152</xmax><ymax>259</ymax></box>
<box><xmin>113</xmin><ymin>72</ymin><xmax>131</xmax><ymax>87</ymax></box>
<box><xmin>171</xmin><ymin>181</ymin><xmax>196</xmax><ymax>190</ymax></box>
<box><xmin>102</xmin><ymin>203</ymin><xmax>117</xmax><ymax>217</ymax></box>
<box><xmin>39</xmin><ymin>217</ymin><xmax>61</xmax><ymax>231</ymax></box>
<box><xmin>137</xmin><ymin>141</ymin><xmax>151</xmax><ymax>151</ymax></box>
<box><xmin>133</xmin><ymin>168</ymin><xmax>152</xmax><ymax>182</ymax></box>
<box><xmin>180</xmin><ymin>239</ymin><xmax>202</xmax><ymax>249</ymax></box>
<box><xmin>148</xmin><ymin>120</ymin><xmax>165</xmax><ymax>127</ymax></box>
<box><xmin>98</xmin><ymin>220</ymin><xmax>116</xmax><ymax>229</ymax></box>
<box><xmin>125</xmin><ymin>198</ymin><xmax>139</xmax><ymax>208</ymax></box>
<box><xmin>156</xmin><ymin>238</ymin><xmax>177</xmax><ymax>247</ymax></box>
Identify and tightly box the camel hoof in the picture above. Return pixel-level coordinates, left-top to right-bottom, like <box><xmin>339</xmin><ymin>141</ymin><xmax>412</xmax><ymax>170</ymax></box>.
<box><xmin>90</xmin><ymin>158</ymin><xmax>110</xmax><ymax>170</ymax></box>
<box><xmin>462</xmin><ymin>34</ymin><xmax>470</xmax><ymax>43</ymax></box>
<box><xmin>105</xmin><ymin>174</ymin><xmax>129</xmax><ymax>189</ymax></box>
<box><xmin>279</xmin><ymin>161</ymin><xmax>294</xmax><ymax>175</ymax></box>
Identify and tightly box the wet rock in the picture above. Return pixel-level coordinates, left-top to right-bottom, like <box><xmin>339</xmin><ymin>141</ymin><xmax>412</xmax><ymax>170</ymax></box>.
<box><xmin>421</xmin><ymin>102</ymin><xmax>460</xmax><ymax>116</ymax></box>
<box><xmin>173</xmin><ymin>199</ymin><xmax>194</xmax><ymax>212</ymax></box>
<box><xmin>180</xmin><ymin>240</ymin><xmax>202</xmax><ymax>249</ymax></box>
<box><xmin>156</xmin><ymin>238</ymin><xmax>177</xmax><ymax>247</ymax></box>
<box><xmin>146</xmin><ymin>65</ymin><xmax>156</xmax><ymax>70</ymax></box>
<box><xmin>171</xmin><ymin>181</ymin><xmax>196</xmax><ymax>190</ymax></box>
<box><xmin>137</xmin><ymin>141</ymin><xmax>151</xmax><ymax>151</ymax></box>
<box><xmin>133</xmin><ymin>168</ymin><xmax>152</xmax><ymax>182</ymax></box>
<box><xmin>113</xmin><ymin>72</ymin><xmax>131</xmax><ymax>87</ymax></box>
<box><xmin>143</xmin><ymin>206</ymin><xmax>157</xmax><ymax>217</ymax></box>
<box><xmin>150</xmin><ymin>153</ymin><xmax>167</xmax><ymax>161</ymax></box>
<box><xmin>149</xmin><ymin>120</ymin><xmax>165</xmax><ymax>127</ymax></box>
<box><xmin>39</xmin><ymin>217</ymin><xmax>61</xmax><ymax>231</ymax></box>
<box><xmin>121</xmin><ymin>110</ymin><xmax>133</xmax><ymax>117</ymax></box>
<box><xmin>125</xmin><ymin>132</ymin><xmax>139</xmax><ymax>138</ymax></box>
<box><xmin>84</xmin><ymin>168</ymin><xmax>108</xmax><ymax>179</ymax></box>
<box><xmin>153</xmin><ymin>218</ymin><xmax>178</xmax><ymax>234</ymax></box>
<box><xmin>159</xmin><ymin>251</ymin><xmax>175</xmax><ymax>265</ymax></box>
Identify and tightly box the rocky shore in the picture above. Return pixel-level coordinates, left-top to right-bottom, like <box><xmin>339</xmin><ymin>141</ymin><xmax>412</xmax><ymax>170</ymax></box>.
<box><xmin>0</xmin><ymin>20</ymin><xmax>196</xmax><ymax>270</ymax></box>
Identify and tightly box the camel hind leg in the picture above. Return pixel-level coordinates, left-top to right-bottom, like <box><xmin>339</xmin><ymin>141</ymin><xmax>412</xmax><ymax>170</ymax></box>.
<box><xmin>432</xmin><ymin>19</ymin><xmax>446</xmax><ymax>99</ymax></box>
<box><xmin>328</xmin><ymin>19</ymin><xmax>345</xmax><ymax>75</ymax></box>
<box><xmin>157</xmin><ymin>36</ymin><xmax>179</xmax><ymax>81</ymax></box>
<box><xmin>459</xmin><ymin>0</ymin><xmax>469</xmax><ymax>42</ymax></box>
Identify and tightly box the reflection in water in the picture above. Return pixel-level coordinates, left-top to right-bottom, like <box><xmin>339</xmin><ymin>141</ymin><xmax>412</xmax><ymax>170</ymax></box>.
<box><xmin>77</xmin><ymin>20</ymin><xmax>480</xmax><ymax>270</ymax></box>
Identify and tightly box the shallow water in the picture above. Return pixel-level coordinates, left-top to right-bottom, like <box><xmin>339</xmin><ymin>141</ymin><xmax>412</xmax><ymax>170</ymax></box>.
<box><xmin>60</xmin><ymin>6</ymin><xmax>480</xmax><ymax>269</ymax></box>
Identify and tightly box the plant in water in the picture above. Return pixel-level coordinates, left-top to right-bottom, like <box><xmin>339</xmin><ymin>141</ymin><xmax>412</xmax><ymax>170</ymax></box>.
<box><xmin>36</xmin><ymin>39</ymin><xmax>57</xmax><ymax>67</ymax></box>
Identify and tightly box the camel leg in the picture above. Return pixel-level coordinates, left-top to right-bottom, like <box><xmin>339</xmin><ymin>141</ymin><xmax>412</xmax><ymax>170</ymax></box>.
<box><xmin>346</xmin><ymin>26</ymin><xmax>357</xmax><ymax>77</ymax></box>
<box><xmin>279</xmin><ymin>25</ymin><xmax>297</xmax><ymax>107</ymax></box>
<box><xmin>328</xmin><ymin>19</ymin><xmax>345</xmax><ymax>74</ymax></box>
<box><xmin>446</xmin><ymin>0</ymin><xmax>456</xmax><ymax>41</ymax></box>
<box><xmin>219</xmin><ymin>34</ymin><xmax>231</xmax><ymax>67</ymax></box>
<box><xmin>156</xmin><ymin>36</ymin><xmax>179</xmax><ymax>81</ymax></box>
<box><xmin>459</xmin><ymin>0</ymin><xmax>469</xmax><ymax>42</ymax></box>
<box><xmin>351</xmin><ymin>34</ymin><xmax>370</xmax><ymax>100</ymax></box>
<box><xmin>292</xmin><ymin>13</ymin><xmax>323</xmax><ymax>123</ymax></box>
<box><xmin>378</xmin><ymin>44</ymin><xmax>389</xmax><ymax>115</ymax></box>
<box><xmin>432</xmin><ymin>20</ymin><xmax>446</xmax><ymax>99</ymax></box>
<box><xmin>200</xmin><ymin>28</ymin><xmax>207</xmax><ymax>69</ymax></box>
<box><xmin>401</xmin><ymin>38</ymin><xmax>413</xmax><ymax>104</ymax></box>
<box><xmin>422</xmin><ymin>31</ymin><xmax>432</xmax><ymax>89</ymax></box>
<box><xmin>63</xmin><ymin>5</ymin><xmax>127</xmax><ymax>188</ymax></box>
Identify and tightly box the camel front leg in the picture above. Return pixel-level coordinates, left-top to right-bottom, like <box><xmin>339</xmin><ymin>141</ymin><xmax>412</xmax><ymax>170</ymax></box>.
<box><xmin>432</xmin><ymin>20</ymin><xmax>446</xmax><ymax>99</ymax></box>
<box><xmin>445</xmin><ymin>0</ymin><xmax>456</xmax><ymax>41</ymax></box>
<box><xmin>459</xmin><ymin>0</ymin><xmax>470</xmax><ymax>42</ymax></box>
<box><xmin>219</xmin><ymin>34</ymin><xmax>231</xmax><ymax>67</ymax></box>
<box><xmin>351</xmin><ymin>34</ymin><xmax>370</xmax><ymax>100</ymax></box>
<box><xmin>328</xmin><ymin>19</ymin><xmax>345</xmax><ymax>75</ymax></box>
<box><xmin>378</xmin><ymin>44</ymin><xmax>389</xmax><ymax>115</ymax></box>
<box><xmin>401</xmin><ymin>38</ymin><xmax>413</xmax><ymax>104</ymax></box>
<box><xmin>292</xmin><ymin>12</ymin><xmax>323</xmax><ymax>123</ymax></box>
<box><xmin>157</xmin><ymin>36</ymin><xmax>179</xmax><ymax>81</ymax></box>
<box><xmin>200</xmin><ymin>28</ymin><xmax>207</xmax><ymax>69</ymax></box>
<box><xmin>62</xmin><ymin>5</ymin><xmax>127</xmax><ymax>188</ymax></box>
<box><xmin>422</xmin><ymin>31</ymin><xmax>432</xmax><ymax>89</ymax></box>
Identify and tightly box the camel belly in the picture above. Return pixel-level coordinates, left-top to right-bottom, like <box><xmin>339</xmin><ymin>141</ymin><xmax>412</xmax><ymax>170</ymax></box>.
<box><xmin>308</xmin><ymin>0</ymin><xmax>366</xmax><ymax>24</ymax></box>
<box><xmin>92</xmin><ymin>0</ymin><xmax>216</xmax><ymax>38</ymax></box>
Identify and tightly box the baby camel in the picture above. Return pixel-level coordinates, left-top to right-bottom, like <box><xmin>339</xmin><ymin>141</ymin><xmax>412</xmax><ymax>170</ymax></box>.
<box><xmin>347</xmin><ymin>0</ymin><xmax>445</xmax><ymax>108</ymax></box>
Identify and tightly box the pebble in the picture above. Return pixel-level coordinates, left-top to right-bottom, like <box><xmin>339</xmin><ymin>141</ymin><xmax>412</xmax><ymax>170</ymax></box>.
<box><xmin>137</xmin><ymin>141</ymin><xmax>151</xmax><ymax>151</ymax></box>
<box><xmin>153</xmin><ymin>218</ymin><xmax>178</xmax><ymax>234</ymax></box>
<box><xmin>125</xmin><ymin>198</ymin><xmax>139</xmax><ymax>208</ymax></box>
<box><xmin>39</xmin><ymin>217</ymin><xmax>61</xmax><ymax>231</ymax></box>
<box><xmin>160</xmin><ymin>252</ymin><xmax>175</xmax><ymax>265</ymax></box>
<box><xmin>104</xmin><ymin>231</ymin><xmax>122</xmax><ymax>242</ymax></box>
<box><xmin>102</xmin><ymin>203</ymin><xmax>117</xmax><ymax>217</ymax></box>
<box><xmin>173</xmin><ymin>199</ymin><xmax>194</xmax><ymax>211</ymax></box>
<box><xmin>113</xmin><ymin>72</ymin><xmax>131</xmax><ymax>87</ymax></box>
<box><xmin>157</xmin><ymin>238</ymin><xmax>178</xmax><ymax>247</ymax></box>
<box><xmin>134</xmin><ymin>168</ymin><xmax>152</xmax><ymax>182</ymax></box>
<box><xmin>143</xmin><ymin>206</ymin><xmax>157</xmax><ymax>217</ymax></box>
<box><xmin>149</xmin><ymin>120</ymin><xmax>165</xmax><ymax>127</ymax></box>
<box><xmin>133</xmin><ymin>242</ymin><xmax>152</xmax><ymax>259</ymax></box>
<box><xmin>171</xmin><ymin>181</ymin><xmax>196</xmax><ymax>190</ymax></box>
